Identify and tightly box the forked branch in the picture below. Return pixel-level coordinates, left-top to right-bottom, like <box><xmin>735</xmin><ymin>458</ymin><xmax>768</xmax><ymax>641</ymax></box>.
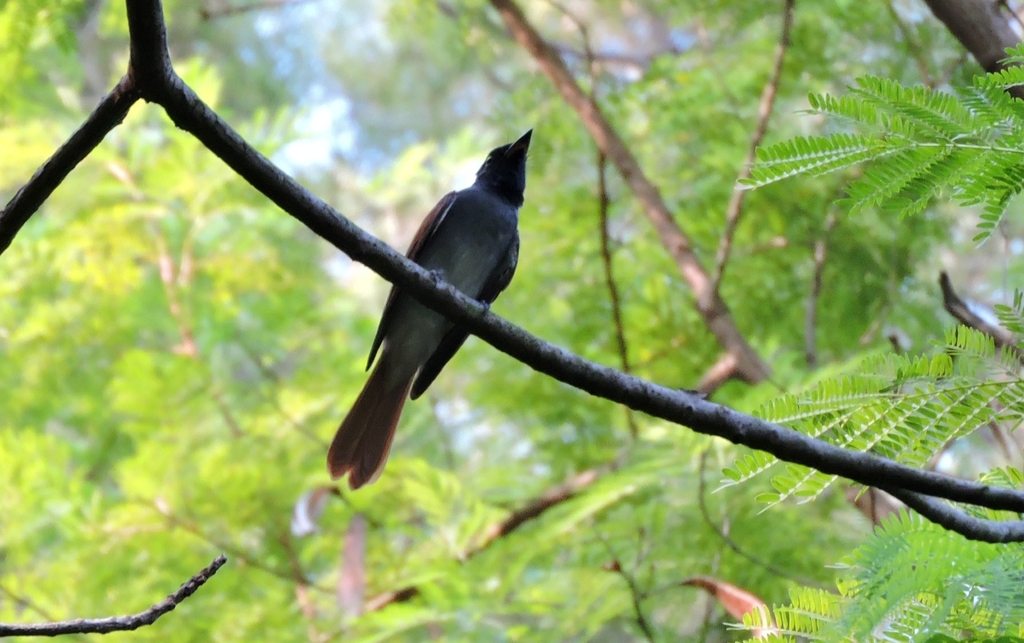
<box><xmin>2</xmin><ymin>0</ymin><xmax>1024</xmax><ymax>543</ymax></box>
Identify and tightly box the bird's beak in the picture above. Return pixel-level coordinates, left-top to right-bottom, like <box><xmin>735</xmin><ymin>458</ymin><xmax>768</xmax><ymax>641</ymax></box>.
<box><xmin>506</xmin><ymin>129</ymin><xmax>533</xmax><ymax>156</ymax></box>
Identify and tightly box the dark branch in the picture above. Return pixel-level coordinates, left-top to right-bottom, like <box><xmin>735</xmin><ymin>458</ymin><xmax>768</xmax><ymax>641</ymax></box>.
<box><xmin>0</xmin><ymin>75</ymin><xmax>138</xmax><ymax>256</ymax></box>
<box><xmin>922</xmin><ymin>0</ymin><xmax>1023</xmax><ymax>99</ymax></box>
<box><xmin>882</xmin><ymin>486</ymin><xmax>1024</xmax><ymax>543</ymax></box>
<box><xmin>596</xmin><ymin>151</ymin><xmax>631</xmax><ymax>377</ymax></box>
<box><xmin>151</xmin><ymin>74</ymin><xmax>1024</xmax><ymax>530</ymax></box>
<box><xmin>0</xmin><ymin>556</ymin><xmax>226</xmax><ymax>637</ymax></box>
<box><xmin>4</xmin><ymin>0</ymin><xmax>1024</xmax><ymax>543</ymax></box>
<box><xmin>939</xmin><ymin>271</ymin><xmax>1020</xmax><ymax>357</ymax></box>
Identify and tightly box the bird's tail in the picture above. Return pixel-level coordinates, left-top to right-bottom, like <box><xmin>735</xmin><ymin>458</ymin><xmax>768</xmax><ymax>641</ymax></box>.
<box><xmin>327</xmin><ymin>358</ymin><xmax>412</xmax><ymax>489</ymax></box>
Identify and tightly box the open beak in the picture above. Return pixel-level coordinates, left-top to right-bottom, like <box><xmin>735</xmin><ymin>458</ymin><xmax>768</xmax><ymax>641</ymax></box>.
<box><xmin>505</xmin><ymin>129</ymin><xmax>533</xmax><ymax>156</ymax></box>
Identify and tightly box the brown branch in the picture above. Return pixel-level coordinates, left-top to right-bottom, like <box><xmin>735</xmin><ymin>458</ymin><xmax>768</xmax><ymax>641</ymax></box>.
<box><xmin>695</xmin><ymin>353</ymin><xmax>738</xmax><ymax>396</ymax></box>
<box><xmin>473</xmin><ymin>465</ymin><xmax>611</xmax><ymax>550</ymax></box>
<box><xmin>363</xmin><ymin>465</ymin><xmax>610</xmax><ymax>612</ymax></box>
<box><xmin>0</xmin><ymin>75</ymin><xmax>139</xmax><ymax>256</ymax></box>
<box><xmin>597</xmin><ymin>152</ymin><xmax>631</xmax><ymax>380</ymax></box>
<box><xmin>845</xmin><ymin>485</ymin><xmax>902</xmax><ymax>526</ymax></box>
<box><xmin>489</xmin><ymin>0</ymin><xmax>770</xmax><ymax>385</ymax></box>
<box><xmin>152</xmin><ymin>225</ymin><xmax>250</xmax><ymax>436</ymax></box>
<box><xmin>939</xmin><ymin>271</ymin><xmax>1020</xmax><ymax>357</ymax></box>
<box><xmin>210</xmin><ymin>388</ymin><xmax>245</xmax><ymax>437</ymax></box>
<box><xmin>805</xmin><ymin>213</ymin><xmax>837</xmax><ymax>368</ymax></box>
<box><xmin>710</xmin><ymin>0</ymin><xmax>795</xmax><ymax>293</ymax></box>
<box><xmin>153</xmin><ymin>226</ymin><xmax>200</xmax><ymax>357</ymax></box>
<box><xmin>0</xmin><ymin>556</ymin><xmax>226</xmax><ymax>637</ymax></box>
<box><xmin>277</xmin><ymin>531</ymin><xmax>323</xmax><ymax>643</ymax></box>
<box><xmin>922</xmin><ymin>0</ymin><xmax>1024</xmax><ymax>98</ymax></box>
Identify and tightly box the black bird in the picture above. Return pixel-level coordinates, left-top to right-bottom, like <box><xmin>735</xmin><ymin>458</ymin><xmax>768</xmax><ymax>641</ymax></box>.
<box><xmin>328</xmin><ymin>129</ymin><xmax>532</xmax><ymax>489</ymax></box>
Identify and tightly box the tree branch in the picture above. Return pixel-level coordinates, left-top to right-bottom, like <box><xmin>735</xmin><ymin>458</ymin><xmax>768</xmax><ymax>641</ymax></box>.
<box><xmin>4</xmin><ymin>0</ymin><xmax>1024</xmax><ymax>542</ymax></box>
<box><xmin>710</xmin><ymin>0</ymin><xmax>795</xmax><ymax>293</ymax></box>
<box><xmin>597</xmin><ymin>148</ymin><xmax>639</xmax><ymax>438</ymax></box>
<box><xmin>882</xmin><ymin>486</ymin><xmax>1024</xmax><ymax>543</ymax></box>
<box><xmin>150</xmin><ymin>63</ymin><xmax>1024</xmax><ymax>532</ymax></box>
<box><xmin>149</xmin><ymin>501</ymin><xmax>332</xmax><ymax>594</ymax></box>
<box><xmin>939</xmin><ymin>271</ymin><xmax>1020</xmax><ymax>357</ymax></box>
<box><xmin>922</xmin><ymin>0</ymin><xmax>1022</xmax><ymax>92</ymax></box>
<box><xmin>805</xmin><ymin>213</ymin><xmax>836</xmax><ymax>368</ymax></box>
<box><xmin>697</xmin><ymin>450</ymin><xmax>814</xmax><ymax>584</ymax></box>
<box><xmin>488</xmin><ymin>0</ymin><xmax>771</xmax><ymax>385</ymax></box>
<box><xmin>595</xmin><ymin>531</ymin><xmax>656</xmax><ymax>643</ymax></box>
<box><xmin>363</xmin><ymin>464</ymin><xmax>610</xmax><ymax>612</ymax></box>
<box><xmin>0</xmin><ymin>556</ymin><xmax>226</xmax><ymax>637</ymax></box>
<box><xmin>0</xmin><ymin>75</ymin><xmax>138</xmax><ymax>256</ymax></box>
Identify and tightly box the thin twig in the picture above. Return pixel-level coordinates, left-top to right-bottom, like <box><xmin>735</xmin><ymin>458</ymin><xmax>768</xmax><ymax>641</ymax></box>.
<box><xmin>0</xmin><ymin>585</ymin><xmax>59</xmax><ymax>624</ymax></box>
<box><xmin>597</xmin><ymin>151</ymin><xmax>638</xmax><ymax>438</ymax></box>
<box><xmin>151</xmin><ymin>224</ymin><xmax>251</xmax><ymax>436</ymax></box>
<box><xmin>595</xmin><ymin>531</ymin><xmax>656</xmax><ymax>642</ymax></box>
<box><xmin>710</xmin><ymin>0</ymin><xmax>795</xmax><ymax>293</ymax></box>
<box><xmin>152</xmin><ymin>224</ymin><xmax>199</xmax><ymax>357</ymax></box>
<box><xmin>233</xmin><ymin>336</ymin><xmax>329</xmax><ymax>446</ymax></box>
<box><xmin>149</xmin><ymin>501</ymin><xmax>332</xmax><ymax>595</ymax></box>
<box><xmin>805</xmin><ymin>213</ymin><xmax>836</xmax><ymax>368</ymax></box>
<box><xmin>277</xmin><ymin>530</ymin><xmax>323</xmax><ymax>643</ymax></box>
<box><xmin>0</xmin><ymin>556</ymin><xmax>226</xmax><ymax>637</ymax></box>
<box><xmin>885</xmin><ymin>0</ymin><xmax>935</xmax><ymax>87</ymax></box>
<box><xmin>693</xmin><ymin>19</ymin><xmax>740</xmax><ymax>108</ymax></box>
<box><xmin>363</xmin><ymin>464</ymin><xmax>612</xmax><ymax>612</ymax></box>
<box><xmin>697</xmin><ymin>450</ymin><xmax>819</xmax><ymax>585</ymax></box>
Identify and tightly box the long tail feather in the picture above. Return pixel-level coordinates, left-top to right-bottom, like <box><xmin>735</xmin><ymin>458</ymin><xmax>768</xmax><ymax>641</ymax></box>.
<box><xmin>328</xmin><ymin>360</ymin><xmax>412</xmax><ymax>489</ymax></box>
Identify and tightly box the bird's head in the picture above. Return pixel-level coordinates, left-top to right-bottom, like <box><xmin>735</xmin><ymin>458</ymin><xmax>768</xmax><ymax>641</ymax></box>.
<box><xmin>474</xmin><ymin>129</ymin><xmax>532</xmax><ymax>207</ymax></box>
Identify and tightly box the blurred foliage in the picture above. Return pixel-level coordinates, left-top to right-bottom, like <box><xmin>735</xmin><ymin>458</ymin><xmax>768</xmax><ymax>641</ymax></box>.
<box><xmin>754</xmin><ymin>511</ymin><xmax>1024</xmax><ymax>642</ymax></box>
<box><xmin>0</xmin><ymin>0</ymin><xmax>1017</xmax><ymax>641</ymax></box>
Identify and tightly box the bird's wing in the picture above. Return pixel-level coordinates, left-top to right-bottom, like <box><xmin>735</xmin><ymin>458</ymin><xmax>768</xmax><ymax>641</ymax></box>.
<box><xmin>366</xmin><ymin>191</ymin><xmax>459</xmax><ymax>370</ymax></box>
<box><xmin>409</xmin><ymin>234</ymin><xmax>519</xmax><ymax>400</ymax></box>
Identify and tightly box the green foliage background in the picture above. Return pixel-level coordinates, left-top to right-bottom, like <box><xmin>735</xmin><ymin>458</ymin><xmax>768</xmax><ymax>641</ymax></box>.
<box><xmin>0</xmin><ymin>0</ymin><xmax>1019</xmax><ymax>641</ymax></box>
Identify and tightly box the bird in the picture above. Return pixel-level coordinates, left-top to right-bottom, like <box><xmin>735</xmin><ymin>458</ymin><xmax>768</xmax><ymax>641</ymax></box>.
<box><xmin>328</xmin><ymin>129</ymin><xmax>532</xmax><ymax>489</ymax></box>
